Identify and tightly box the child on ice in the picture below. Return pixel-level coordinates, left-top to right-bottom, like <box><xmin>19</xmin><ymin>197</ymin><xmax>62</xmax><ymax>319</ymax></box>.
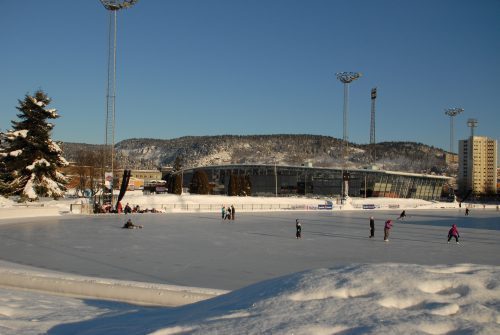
<box><xmin>448</xmin><ymin>224</ymin><xmax>460</xmax><ymax>244</ymax></box>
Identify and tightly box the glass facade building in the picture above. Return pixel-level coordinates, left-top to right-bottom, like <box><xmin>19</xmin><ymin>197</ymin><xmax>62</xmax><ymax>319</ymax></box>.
<box><xmin>177</xmin><ymin>165</ymin><xmax>450</xmax><ymax>200</ymax></box>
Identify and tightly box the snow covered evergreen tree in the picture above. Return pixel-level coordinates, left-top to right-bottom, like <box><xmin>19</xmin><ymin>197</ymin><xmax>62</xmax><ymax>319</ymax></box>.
<box><xmin>0</xmin><ymin>90</ymin><xmax>68</xmax><ymax>200</ymax></box>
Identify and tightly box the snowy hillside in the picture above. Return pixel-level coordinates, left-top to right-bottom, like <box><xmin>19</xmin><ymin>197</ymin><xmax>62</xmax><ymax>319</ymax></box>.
<box><xmin>61</xmin><ymin>135</ymin><xmax>454</xmax><ymax>175</ymax></box>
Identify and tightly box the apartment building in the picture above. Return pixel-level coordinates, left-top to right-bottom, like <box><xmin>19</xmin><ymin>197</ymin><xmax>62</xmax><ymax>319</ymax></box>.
<box><xmin>458</xmin><ymin>136</ymin><xmax>498</xmax><ymax>194</ymax></box>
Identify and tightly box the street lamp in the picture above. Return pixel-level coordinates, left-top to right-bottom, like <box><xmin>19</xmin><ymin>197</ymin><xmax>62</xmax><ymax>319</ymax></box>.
<box><xmin>336</xmin><ymin>71</ymin><xmax>361</xmax><ymax>198</ymax></box>
<box><xmin>444</xmin><ymin>107</ymin><xmax>464</xmax><ymax>153</ymax></box>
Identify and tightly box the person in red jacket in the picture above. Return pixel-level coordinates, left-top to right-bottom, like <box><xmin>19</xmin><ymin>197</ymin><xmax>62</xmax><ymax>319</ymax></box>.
<box><xmin>447</xmin><ymin>224</ymin><xmax>460</xmax><ymax>244</ymax></box>
<box><xmin>384</xmin><ymin>220</ymin><xmax>393</xmax><ymax>242</ymax></box>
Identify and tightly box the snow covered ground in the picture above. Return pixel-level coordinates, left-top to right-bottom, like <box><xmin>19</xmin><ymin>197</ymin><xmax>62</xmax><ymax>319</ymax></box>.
<box><xmin>0</xmin><ymin>193</ymin><xmax>499</xmax><ymax>334</ymax></box>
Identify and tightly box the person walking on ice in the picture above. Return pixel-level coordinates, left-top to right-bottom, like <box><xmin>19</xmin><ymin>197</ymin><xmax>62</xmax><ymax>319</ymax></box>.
<box><xmin>448</xmin><ymin>224</ymin><xmax>460</xmax><ymax>244</ymax></box>
<box><xmin>384</xmin><ymin>220</ymin><xmax>393</xmax><ymax>242</ymax></box>
<box><xmin>296</xmin><ymin>219</ymin><xmax>302</xmax><ymax>239</ymax></box>
<box><xmin>369</xmin><ymin>216</ymin><xmax>375</xmax><ymax>238</ymax></box>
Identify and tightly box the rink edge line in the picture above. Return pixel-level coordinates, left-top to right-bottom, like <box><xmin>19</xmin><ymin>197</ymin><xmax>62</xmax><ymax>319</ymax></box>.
<box><xmin>0</xmin><ymin>266</ymin><xmax>228</xmax><ymax>307</ymax></box>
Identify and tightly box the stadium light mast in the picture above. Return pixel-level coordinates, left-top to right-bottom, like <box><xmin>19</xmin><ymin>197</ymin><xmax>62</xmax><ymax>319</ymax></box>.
<box><xmin>100</xmin><ymin>0</ymin><xmax>138</xmax><ymax>207</ymax></box>
<box><xmin>467</xmin><ymin>118</ymin><xmax>478</xmax><ymax>138</ymax></box>
<box><xmin>370</xmin><ymin>87</ymin><xmax>377</xmax><ymax>164</ymax></box>
<box><xmin>336</xmin><ymin>71</ymin><xmax>361</xmax><ymax>199</ymax></box>
<box><xmin>444</xmin><ymin>107</ymin><xmax>464</xmax><ymax>153</ymax></box>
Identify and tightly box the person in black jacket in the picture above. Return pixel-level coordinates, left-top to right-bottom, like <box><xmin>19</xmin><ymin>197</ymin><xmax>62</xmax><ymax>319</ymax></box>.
<box><xmin>296</xmin><ymin>219</ymin><xmax>302</xmax><ymax>239</ymax></box>
<box><xmin>369</xmin><ymin>216</ymin><xmax>375</xmax><ymax>238</ymax></box>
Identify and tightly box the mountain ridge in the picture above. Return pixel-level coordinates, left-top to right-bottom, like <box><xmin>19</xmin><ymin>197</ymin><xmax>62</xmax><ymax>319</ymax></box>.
<box><xmin>60</xmin><ymin>134</ymin><xmax>456</xmax><ymax>176</ymax></box>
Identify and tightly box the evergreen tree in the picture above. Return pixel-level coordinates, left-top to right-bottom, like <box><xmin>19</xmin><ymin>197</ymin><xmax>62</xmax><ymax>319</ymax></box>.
<box><xmin>173</xmin><ymin>174</ymin><xmax>182</xmax><ymax>195</ymax></box>
<box><xmin>0</xmin><ymin>133</ymin><xmax>8</xmax><ymax>195</ymax></box>
<box><xmin>228</xmin><ymin>173</ymin><xmax>238</xmax><ymax>196</ymax></box>
<box><xmin>189</xmin><ymin>169</ymin><xmax>209</xmax><ymax>194</ymax></box>
<box><xmin>0</xmin><ymin>90</ymin><xmax>68</xmax><ymax>200</ymax></box>
<box><xmin>243</xmin><ymin>175</ymin><xmax>252</xmax><ymax>196</ymax></box>
<box><xmin>173</xmin><ymin>155</ymin><xmax>183</xmax><ymax>171</ymax></box>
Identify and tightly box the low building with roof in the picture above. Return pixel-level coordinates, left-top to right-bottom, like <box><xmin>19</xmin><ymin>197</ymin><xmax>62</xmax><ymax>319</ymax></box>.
<box><xmin>175</xmin><ymin>164</ymin><xmax>450</xmax><ymax>201</ymax></box>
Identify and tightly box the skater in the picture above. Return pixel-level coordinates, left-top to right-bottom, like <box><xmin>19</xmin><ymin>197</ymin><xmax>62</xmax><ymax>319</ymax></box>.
<box><xmin>398</xmin><ymin>210</ymin><xmax>406</xmax><ymax>220</ymax></box>
<box><xmin>124</xmin><ymin>203</ymin><xmax>132</xmax><ymax>214</ymax></box>
<box><xmin>369</xmin><ymin>216</ymin><xmax>375</xmax><ymax>238</ymax></box>
<box><xmin>231</xmin><ymin>205</ymin><xmax>235</xmax><ymax>220</ymax></box>
<box><xmin>447</xmin><ymin>224</ymin><xmax>460</xmax><ymax>244</ymax></box>
<box><xmin>221</xmin><ymin>206</ymin><xmax>226</xmax><ymax>220</ymax></box>
<box><xmin>122</xmin><ymin>219</ymin><xmax>142</xmax><ymax>229</ymax></box>
<box><xmin>465</xmin><ymin>208</ymin><xmax>470</xmax><ymax>216</ymax></box>
<box><xmin>295</xmin><ymin>219</ymin><xmax>302</xmax><ymax>239</ymax></box>
<box><xmin>384</xmin><ymin>219</ymin><xmax>393</xmax><ymax>242</ymax></box>
<box><xmin>226</xmin><ymin>206</ymin><xmax>232</xmax><ymax>220</ymax></box>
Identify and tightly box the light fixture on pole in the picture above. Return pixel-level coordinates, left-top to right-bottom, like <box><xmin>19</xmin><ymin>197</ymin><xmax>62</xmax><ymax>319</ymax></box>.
<box><xmin>100</xmin><ymin>0</ymin><xmax>138</xmax><ymax>207</ymax></box>
<box><xmin>370</xmin><ymin>87</ymin><xmax>377</xmax><ymax>164</ymax></box>
<box><xmin>336</xmin><ymin>71</ymin><xmax>361</xmax><ymax>198</ymax></box>
<box><xmin>466</xmin><ymin>118</ymin><xmax>478</xmax><ymax>137</ymax></box>
<box><xmin>444</xmin><ymin>107</ymin><xmax>464</xmax><ymax>153</ymax></box>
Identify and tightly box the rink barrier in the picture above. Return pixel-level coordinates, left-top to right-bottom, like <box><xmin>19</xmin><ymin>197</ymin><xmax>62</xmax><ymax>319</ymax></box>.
<box><xmin>0</xmin><ymin>266</ymin><xmax>228</xmax><ymax>307</ymax></box>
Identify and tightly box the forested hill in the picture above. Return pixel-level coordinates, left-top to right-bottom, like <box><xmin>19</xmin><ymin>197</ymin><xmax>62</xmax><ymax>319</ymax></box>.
<box><xmin>61</xmin><ymin>135</ymin><xmax>456</xmax><ymax>175</ymax></box>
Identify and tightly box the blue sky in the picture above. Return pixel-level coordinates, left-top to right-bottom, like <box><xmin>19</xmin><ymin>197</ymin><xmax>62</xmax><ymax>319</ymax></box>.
<box><xmin>1</xmin><ymin>0</ymin><xmax>499</xmax><ymax>151</ymax></box>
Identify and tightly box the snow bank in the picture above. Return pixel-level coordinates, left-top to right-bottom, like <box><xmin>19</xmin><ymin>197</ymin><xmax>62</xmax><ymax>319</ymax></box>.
<box><xmin>104</xmin><ymin>263</ymin><xmax>500</xmax><ymax>334</ymax></box>
<box><xmin>0</xmin><ymin>263</ymin><xmax>227</xmax><ymax>307</ymax></box>
<box><xmin>3</xmin><ymin>263</ymin><xmax>498</xmax><ymax>335</ymax></box>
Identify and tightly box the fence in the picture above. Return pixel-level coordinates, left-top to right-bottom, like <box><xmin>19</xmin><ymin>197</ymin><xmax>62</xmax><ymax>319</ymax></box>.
<box><xmin>157</xmin><ymin>203</ymin><xmax>313</xmax><ymax>213</ymax></box>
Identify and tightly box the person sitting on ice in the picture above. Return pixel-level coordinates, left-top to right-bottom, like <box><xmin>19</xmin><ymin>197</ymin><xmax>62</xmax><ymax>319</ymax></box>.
<box><xmin>122</xmin><ymin>218</ymin><xmax>142</xmax><ymax>229</ymax></box>
<box><xmin>447</xmin><ymin>224</ymin><xmax>460</xmax><ymax>244</ymax></box>
<box><xmin>124</xmin><ymin>203</ymin><xmax>132</xmax><ymax>214</ymax></box>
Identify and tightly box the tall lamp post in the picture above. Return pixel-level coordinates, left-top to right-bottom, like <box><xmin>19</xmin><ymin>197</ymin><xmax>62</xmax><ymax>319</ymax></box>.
<box><xmin>467</xmin><ymin>118</ymin><xmax>478</xmax><ymax>138</ymax></box>
<box><xmin>100</xmin><ymin>0</ymin><xmax>138</xmax><ymax>207</ymax></box>
<box><xmin>336</xmin><ymin>72</ymin><xmax>361</xmax><ymax>199</ymax></box>
<box><xmin>444</xmin><ymin>107</ymin><xmax>464</xmax><ymax>153</ymax></box>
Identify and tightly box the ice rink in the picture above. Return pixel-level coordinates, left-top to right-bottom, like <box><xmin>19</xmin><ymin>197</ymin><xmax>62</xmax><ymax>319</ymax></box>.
<box><xmin>0</xmin><ymin>209</ymin><xmax>499</xmax><ymax>291</ymax></box>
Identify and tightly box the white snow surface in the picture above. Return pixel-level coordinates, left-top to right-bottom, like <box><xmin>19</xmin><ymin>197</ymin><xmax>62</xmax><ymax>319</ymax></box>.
<box><xmin>0</xmin><ymin>193</ymin><xmax>499</xmax><ymax>334</ymax></box>
<box><xmin>0</xmin><ymin>263</ymin><xmax>498</xmax><ymax>335</ymax></box>
<box><xmin>26</xmin><ymin>158</ymin><xmax>50</xmax><ymax>170</ymax></box>
<box><xmin>8</xmin><ymin>149</ymin><xmax>22</xmax><ymax>157</ymax></box>
<box><xmin>6</xmin><ymin>129</ymin><xmax>28</xmax><ymax>139</ymax></box>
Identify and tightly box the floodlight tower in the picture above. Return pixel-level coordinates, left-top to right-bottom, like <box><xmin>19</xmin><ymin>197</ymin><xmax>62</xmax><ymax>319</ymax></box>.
<box><xmin>370</xmin><ymin>87</ymin><xmax>377</xmax><ymax>163</ymax></box>
<box><xmin>336</xmin><ymin>71</ymin><xmax>361</xmax><ymax>198</ymax></box>
<box><xmin>467</xmin><ymin>118</ymin><xmax>478</xmax><ymax>137</ymax></box>
<box><xmin>444</xmin><ymin>107</ymin><xmax>464</xmax><ymax>153</ymax></box>
<box><xmin>100</xmin><ymin>0</ymin><xmax>138</xmax><ymax>206</ymax></box>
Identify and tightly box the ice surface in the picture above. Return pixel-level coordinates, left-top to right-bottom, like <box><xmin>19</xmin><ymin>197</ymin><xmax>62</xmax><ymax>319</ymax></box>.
<box><xmin>0</xmin><ymin>194</ymin><xmax>499</xmax><ymax>334</ymax></box>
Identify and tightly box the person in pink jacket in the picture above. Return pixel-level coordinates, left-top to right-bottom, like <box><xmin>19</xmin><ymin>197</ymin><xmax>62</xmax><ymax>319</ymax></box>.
<box><xmin>384</xmin><ymin>220</ymin><xmax>393</xmax><ymax>242</ymax></box>
<box><xmin>447</xmin><ymin>224</ymin><xmax>460</xmax><ymax>244</ymax></box>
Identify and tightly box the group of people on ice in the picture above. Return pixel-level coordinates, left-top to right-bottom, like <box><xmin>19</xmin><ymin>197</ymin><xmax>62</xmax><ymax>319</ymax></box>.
<box><xmin>296</xmin><ymin>210</ymin><xmax>461</xmax><ymax>244</ymax></box>
<box><xmin>221</xmin><ymin>205</ymin><xmax>236</xmax><ymax>221</ymax></box>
